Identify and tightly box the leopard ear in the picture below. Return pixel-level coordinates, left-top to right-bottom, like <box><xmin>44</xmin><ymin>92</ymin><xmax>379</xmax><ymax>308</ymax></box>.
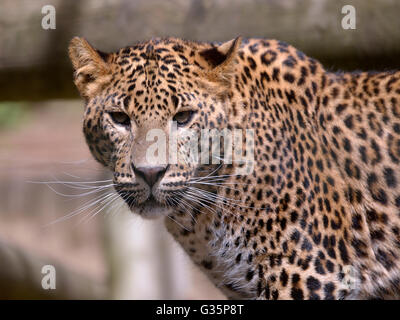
<box><xmin>68</xmin><ymin>37</ymin><xmax>111</xmax><ymax>99</ymax></box>
<box><xmin>199</xmin><ymin>37</ymin><xmax>242</xmax><ymax>85</ymax></box>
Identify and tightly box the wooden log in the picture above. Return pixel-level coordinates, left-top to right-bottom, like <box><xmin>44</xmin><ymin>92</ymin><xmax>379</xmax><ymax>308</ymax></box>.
<box><xmin>1</xmin><ymin>0</ymin><xmax>400</xmax><ymax>99</ymax></box>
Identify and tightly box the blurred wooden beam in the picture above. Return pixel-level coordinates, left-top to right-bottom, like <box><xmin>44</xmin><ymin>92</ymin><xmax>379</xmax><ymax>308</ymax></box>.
<box><xmin>0</xmin><ymin>65</ymin><xmax>78</xmax><ymax>101</ymax></box>
<box><xmin>2</xmin><ymin>0</ymin><xmax>400</xmax><ymax>101</ymax></box>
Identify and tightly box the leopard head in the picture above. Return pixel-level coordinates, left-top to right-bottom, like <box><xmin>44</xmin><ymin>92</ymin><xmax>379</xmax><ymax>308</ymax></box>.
<box><xmin>68</xmin><ymin>37</ymin><xmax>243</xmax><ymax>219</ymax></box>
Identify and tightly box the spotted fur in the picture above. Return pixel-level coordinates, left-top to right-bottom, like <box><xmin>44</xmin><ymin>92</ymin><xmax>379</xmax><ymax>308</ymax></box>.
<box><xmin>69</xmin><ymin>36</ymin><xmax>400</xmax><ymax>299</ymax></box>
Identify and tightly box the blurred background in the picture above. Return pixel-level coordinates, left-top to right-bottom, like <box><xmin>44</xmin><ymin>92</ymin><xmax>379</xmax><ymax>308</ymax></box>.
<box><xmin>1</xmin><ymin>0</ymin><xmax>400</xmax><ymax>299</ymax></box>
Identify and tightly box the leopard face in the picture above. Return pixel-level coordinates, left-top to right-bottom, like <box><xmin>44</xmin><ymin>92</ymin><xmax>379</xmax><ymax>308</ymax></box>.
<box><xmin>69</xmin><ymin>37</ymin><xmax>241</xmax><ymax>219</ymax></box>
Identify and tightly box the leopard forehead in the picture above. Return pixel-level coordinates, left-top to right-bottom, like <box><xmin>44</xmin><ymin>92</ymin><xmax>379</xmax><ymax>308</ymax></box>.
<box><xmin>105</xmin><ymin>39</ymin><xmax>206</xmax><ymax>119</ymax></box>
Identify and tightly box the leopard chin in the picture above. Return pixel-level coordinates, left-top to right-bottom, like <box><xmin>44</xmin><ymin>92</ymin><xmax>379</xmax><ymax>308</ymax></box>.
<box><xmin>130</xmin><ymin>196</ymin><xmax>172</xmax><ymax>220</ymax></box>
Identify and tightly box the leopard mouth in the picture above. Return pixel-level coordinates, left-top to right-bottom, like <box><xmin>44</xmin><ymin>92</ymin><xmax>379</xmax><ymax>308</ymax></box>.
<box><xmin>114</xmin><ymin>181</ymin><xmax>186</xmax><ymax>219</ymax></box>
<box><xmin>115</xmin><ymin>187</ymin><xmax>169</xmax><ymax>219</ymax></box>
<box><xmin>116</xmin><ymin>189</ymin><xmax>161</xmax><ymax>208</ymax></box>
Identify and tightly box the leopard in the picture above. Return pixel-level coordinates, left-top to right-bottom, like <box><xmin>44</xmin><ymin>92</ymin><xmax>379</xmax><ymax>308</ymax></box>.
<box><xmin>68</xmin><ymin>36</ymin><xmax>400</xmax><ymax>300</ymax></box>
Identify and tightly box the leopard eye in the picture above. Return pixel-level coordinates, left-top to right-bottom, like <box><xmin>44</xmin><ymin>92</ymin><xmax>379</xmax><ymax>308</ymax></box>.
<box><xmin>173</xmin><ymin>110</ymin><xmax>194</xmax><ymax>126</ymax></box>
<box><xmin>109</xmin><ymin>112</ymin><xmax>130</xmax><ymax>127</ymax></box>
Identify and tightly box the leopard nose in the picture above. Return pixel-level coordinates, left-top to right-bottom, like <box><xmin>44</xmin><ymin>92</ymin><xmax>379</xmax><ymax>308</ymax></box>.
<box><xmin>132</xmin><ymin>165</ymin><xmax>167</xmax><ymax>187</ymax></box>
